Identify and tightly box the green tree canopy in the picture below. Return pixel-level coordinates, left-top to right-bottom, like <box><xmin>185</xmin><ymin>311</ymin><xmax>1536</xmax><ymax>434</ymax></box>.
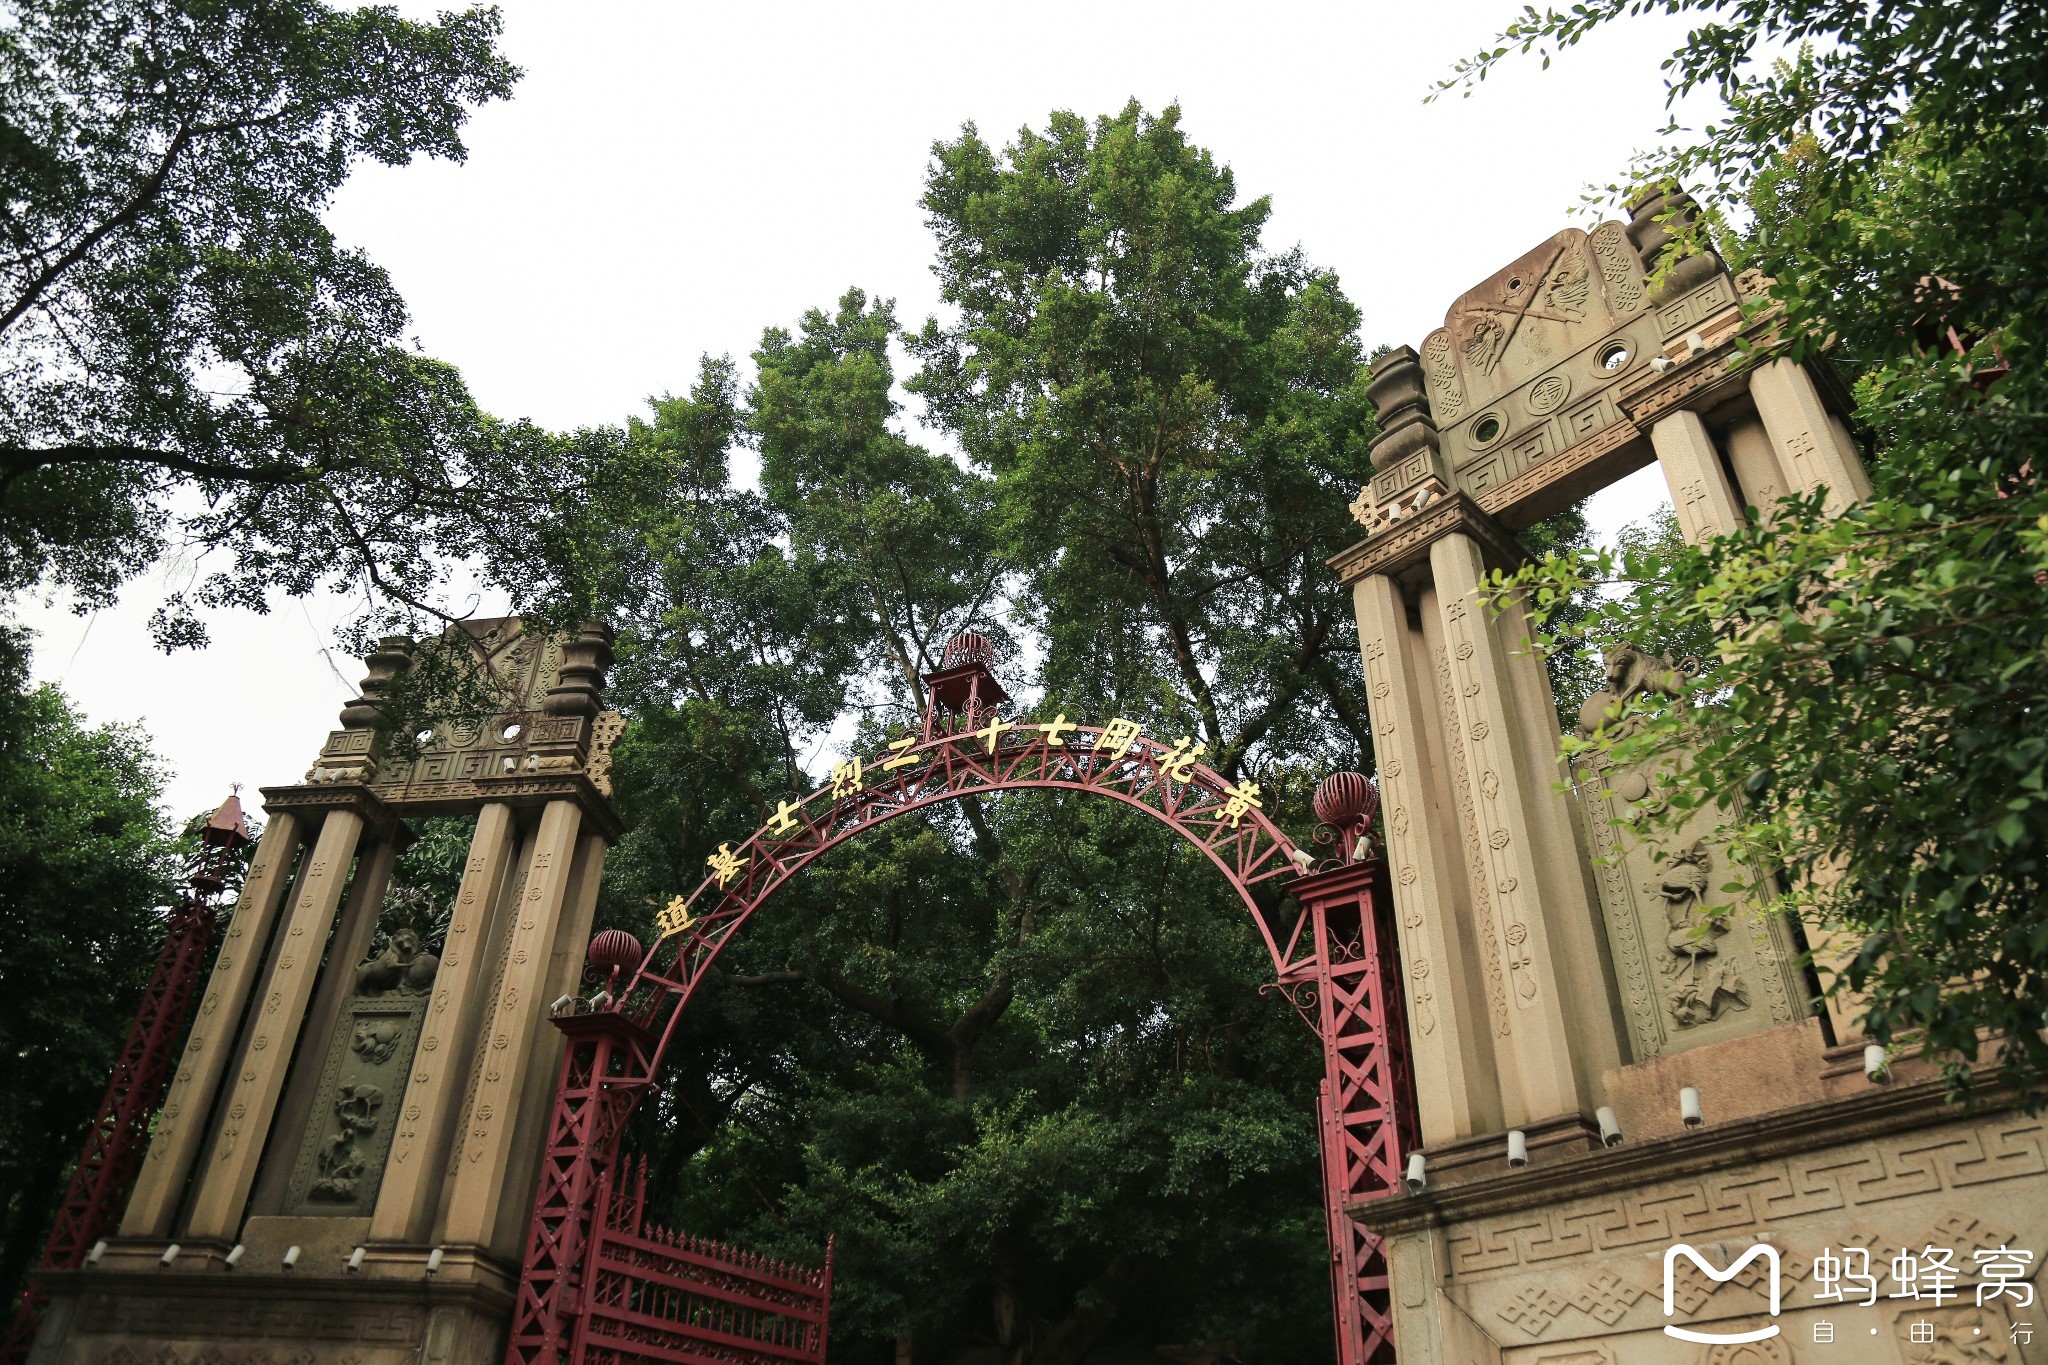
<box><xmin>0</xmin><ymin>626</ymin><xmax>181</xmax><ymax>1314</ymax></box>
<box><xmin>909</xmin><ymin>102</ymin><xmax>1380</xmax><ymax>781</ymax></box>
<box><xmin>0</xmin><ymin>0</ymin><xmax>649</xmax><ymax>651</ymax></box>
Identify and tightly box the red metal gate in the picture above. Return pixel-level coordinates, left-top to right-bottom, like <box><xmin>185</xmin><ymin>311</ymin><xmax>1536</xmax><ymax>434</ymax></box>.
<box><xmin>575</xmin><ymin>1157</ymin><xmax>832</xmax><ymax>1365</ymax></box>
<box><xmin>507</xmin><ymin>637</ymin><xmax>1414</xmax><ymax>1365</ymax></box>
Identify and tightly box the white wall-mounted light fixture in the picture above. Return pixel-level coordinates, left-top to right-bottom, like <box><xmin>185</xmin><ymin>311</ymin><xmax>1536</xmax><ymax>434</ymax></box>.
<box><xmin>1403</xmin><ymin>1152</ymin><xmax>1427</xmax><ymax>1195</ymax></box>
<box><xmin>1506</xmin><ymin>1130</ymin><xmax>1529</xmax><ymax>1168</ymax></box>
<box><xmin>346</xmin><ymin>1246</ymin><xmax>366</xmax><ymax>1274</ymax></box>
<box><xmin>84</xmin><ymin>1240</ymin><xmax>106</xmax><ymax>1267</ymax></box>
<box><xmin>1596</xmin><ymin>1106</ymin><xmax>1624</xmax><ymax>1148</ymax></box>
<box><xmin>223</xmin><ymin>1244</ymin><xmax>245</xmax><ymax>1270</ymax></box>
<box><xmin>158</xmin><ymin>1244</ymin><xmax>180</xmax><ymax>1267</ymax></box>
<box><xmin>426</xmin><ymin>1247</ymin><xmax>445</xmax><ymax>1275</ymax></box>
<box><xmin>1680</xmin><ymin>1087</ymin><xmax>1704</xmax><ymax>1128</ymax></box>
<box><xmin>1864</xmin><ymin>1044</ymin><xmax>1891</xmax><ymax>1084</ymax></box>
<box><xmin>281</xmin><ymin>1245</ymin><xmax>301</xmax><ymax>1271</ymax></box>
<box><xmin>1649</xmin><ymin>355</ymin><xmax>1676</xmax><ymax>373</ymax></box>
<box><xmin>550</xmin><ymin>994</ymin><xmax>574</xmax><ymax>1015</ymax></box>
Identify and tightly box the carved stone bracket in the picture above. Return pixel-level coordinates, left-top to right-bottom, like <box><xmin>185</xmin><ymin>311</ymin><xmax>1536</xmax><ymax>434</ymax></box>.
<box><xmin>1330</xmin><ymin>492</ymin><xmax>1530</xmax><ymax>588</ymax></box>
<box><xmin>257</xmin><ymin>784</ymin><xmax>402</xmax><ymax>845</ymax></box>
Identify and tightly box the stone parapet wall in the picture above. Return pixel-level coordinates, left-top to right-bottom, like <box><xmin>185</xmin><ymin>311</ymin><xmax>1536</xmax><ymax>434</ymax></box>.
<box><xmin>1362</xmin><ymin>1082</ymin><xmax>2048</xmax><ymax>1363</ymax></box>
<box><xmin>28</xmin><ymin>1254</ymin><xmax>515</xmax><ymax>1365</ymax></box>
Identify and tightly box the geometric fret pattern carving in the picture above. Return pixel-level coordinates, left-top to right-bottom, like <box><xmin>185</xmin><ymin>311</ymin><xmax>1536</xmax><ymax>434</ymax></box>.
<box><xmin>1446</xmin><ymin>1120</ymin><xmax>2048</xmax><ymax>1278</ymax></box>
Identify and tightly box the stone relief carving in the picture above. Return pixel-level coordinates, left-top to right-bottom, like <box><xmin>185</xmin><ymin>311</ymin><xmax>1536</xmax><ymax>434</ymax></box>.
<box><xmin>1443</xmin><ymin>598</ymin><xmax>1540</xmax><ymax>1014</ymax></box>
<box><xmin>587</xmin><ymin>709</ymin><xmax>627</xmax><ymax>797</ymax></box>
<box><xmin>1446</xmin><ymin>1123</ymin><xmax>2047</xmax><ymax>1279</ymax></box>
<box><xmin>1589</xmin><ymin>220</ymin><xmax>1647</xmax><ymax>313</ymax></box>
<box><xmin>1544</xmin><ymin>257</ymin><xmax>1591</xmax><ymax>320</ymax></box>
<box><xmin>354</xmin><ymin>925</ymin><xmax>440</xmax><ymax>997</ymax></box>
<box><xmin>89</xmin><ymin>1294</ymin><xmax>423</xmax><ymax>1344</ymax></box>
<box><xmin>1465</xmin><ymin>315</ymin><xmax>1510</xmax><ymax>375</ymax></box>
<box><xmin>1434</xmin><ymin>644</ymin><xmax>1512</xmax><ymax>1038</ymax></box>
<box><xmin>1570</xmin><ymin>635</ymin><xmax>1807</xmax><ymax>1057</ymax></box>
<box><xmin>1654</xmin><ymin>839</ymin><xmax>1750</xmax><ymax>1028</ymax></box>
<box><xmin>1702</xmin><ymin>1341</ymin><xmax>1792</xmax><ymax>1365</ymax></box>
<box><xmin>1422</xmin><ymin>328</ymin><xmax>1464</xmax><ymax>418</ymax></box>
<box><xmin>283</xmin><ymin>890</ymin><xmax>441</xmax><ymax>1214</ymax></box>
<box><xmin>350</xmin><ymin>1019</ymin><xmax>404</xmax><ymax>1065</ymax></box>
<box><xmin>1440</xmin><ymin>1189</ymin><xmax>2045</xmax><ymax>1364</ymax></box>
<box><xmin>102</xmin><ymin>1350</ymin><xmax>329</xmax><ymax>1365</ymax></box>
<box><xmin>309</xmin><ymin>1081</ymin><xmax>384</xmax><ymax>1202</ymax></box>
<box><xmin>1575</xmin><ymin>640</ymin><xmax>1684</xmax><ymax>738</ymax></box>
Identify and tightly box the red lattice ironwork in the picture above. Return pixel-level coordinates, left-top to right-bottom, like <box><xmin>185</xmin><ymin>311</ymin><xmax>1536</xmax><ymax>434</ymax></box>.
<box><xmin>1284</xmin><ymin>859</ymin><xmax>1417</xmax><ymax>1365</ymax></box>
<box><xmin>506</xmin><ymin>652</ymin><xmax>1414</xmax><ymax>1365</ymax></box>
<box><xmin>1</xmin><ymin>796</ymin><xmax>251</xmax><ymax>1365</ymax></box>
<box><xmin>574</xmin><ymin>1157</ymin><xmax>831</xmax><ymax>1365</ymax></box>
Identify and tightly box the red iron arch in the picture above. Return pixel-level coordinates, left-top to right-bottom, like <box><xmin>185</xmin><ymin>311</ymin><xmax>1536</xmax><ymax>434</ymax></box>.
<box><xmin>505</xmin><ymin>654</ymin><xmax>1414</xmax><ymax>1365</ymax></box>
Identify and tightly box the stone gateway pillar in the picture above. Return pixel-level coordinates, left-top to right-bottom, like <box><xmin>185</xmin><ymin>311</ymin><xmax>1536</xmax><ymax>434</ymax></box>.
<box><xmin>31</xmin><ymin>619</ymin><xmax>624</xmax><ymax>1365</ymax></box>
<box><xmin>1334</xmin><ymin>193</ymin><xmax>2048</xmax><ymax>1362</ymax></box>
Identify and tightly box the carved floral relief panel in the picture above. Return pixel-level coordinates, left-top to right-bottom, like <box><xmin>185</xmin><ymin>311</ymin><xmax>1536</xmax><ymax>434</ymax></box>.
<box><xmin>1564</xmin><ymin>643</ymin><xmax>1809</xmax><ymax>1061</ymax></box>
<box><xmin>1574</xmin><ymin>747</ymin><xmax>1809</xmax><ymax>1061</ymax></box>
<box><xmin>282</xmin><ymin>928</ymin><xmax>440</xmax><ymax>1215</ymax></box>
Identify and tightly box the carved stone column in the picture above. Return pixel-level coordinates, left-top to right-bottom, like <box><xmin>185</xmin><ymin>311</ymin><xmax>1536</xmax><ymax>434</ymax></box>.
<box><xmin>1720</xmin><ymin>414</ymin><xmax>1790</xmax><ymax>512</ymax></box>
<box><xmin>490</xmin><ymin>829</ymin><xmax>610</xmax><ymax>1253</ymax></box>
<box><xmin>1352</xmin><ymin>572</ymin><xmax>1500</xmax><ymax>1143</ymax></box>
<box><xmin>370</xmin><ymin>802</ymin><xmax>521</xmax><ymax>1244</ymax></box>
<box><xmin>1426</xmin><ymin>532</ymin><xmax>1623</xmax><ymax>1122</ymax></box>
<box><xmin>437</xmin><ymin>798</ymin><xmax>584</xmax><ymax>1254</ymax></box>
<box><xmin>183</xmin><ymin>805</ymin><xmax>371</xmax><ymax>1240</ymax></box>
<box><xmin>1651</xmin><ymin>409</ymin><xmax>1746</xmax><ymax>542</ymax></box>
<box><xmin>120</xmin><ymin>811</ymin><xmax>306</xmax><ymax>1238</ymax></box>
<box><xmin>1750</xmin><ymin>358</ymin><xmax>1871</xmax><ymax>512</ymax></box>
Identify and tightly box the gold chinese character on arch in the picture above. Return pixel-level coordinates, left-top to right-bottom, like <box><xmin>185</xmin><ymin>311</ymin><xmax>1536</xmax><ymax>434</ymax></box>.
<box><xmin>768</xmin><ymin>799</ymin><xmax>802</xmax><ymax>836</ymax></box>
<box><xmin>1158</xmin><ymin>736</ymin><xmax>1207</xmax><ymax>783</ymax></box>
<box><xmin>1215</xmin><ymin>779</ymin><xmax>1263</xmax><ymax>828</ymax></box>
<box><xmin>1038</xmin><ymin>714</ymin><xmax>1077</xmax><ymax>746</ymax></box>
<box><xmin>706</xmin><ymin>842</ymin><xmax>748</xmax><ymax>889</ymax></box>
<box><xmin>882</xmin><ymin>735</ymin><xmax>921</xmax><ymax>771</ymax></box>
<box><xmin>656</xmin><ymin>895</ymin><xmax>695</xmax><ymax>939</ymax></box>
<box><xmin>1097</xmin><ymin>717</ymin><xmax>1143</xmax><ymax>760</ymax></box>
<box><xmin>831</xmin><ymin>758</ymin><xmax>865</xmax><ymax>800</ymax></box>
<box><xmin>977</xmin><ymin>714</ymin><xmax>1014</xmax><ymax>755</ymax></box>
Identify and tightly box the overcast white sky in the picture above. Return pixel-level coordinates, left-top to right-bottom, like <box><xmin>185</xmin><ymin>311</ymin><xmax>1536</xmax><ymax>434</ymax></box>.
<box><xmin>20</xmin><ymin>0</ymin><xmax>1699</xmax><ymax>820</ymax></box>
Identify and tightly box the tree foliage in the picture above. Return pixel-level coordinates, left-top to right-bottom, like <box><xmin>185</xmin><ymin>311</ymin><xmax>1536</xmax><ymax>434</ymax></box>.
<box><xmin>0</xmin><ymin>626</ymin><xmax>180</xmax><ymax>1315</ymax></box>
<box><xmin>909</xmin><ymin>103</ymin><xmax>1379</xmax><ymax>781</ymax></box>
<box><xmin>0</xmin><ymin>0</ymin><xmax>650</xmax><ymax>651</ymax></box>
<box><xmin>1455</xmin><ymin>0</ymin><xmax>2048</xmax><ymax>1100</ymax></box>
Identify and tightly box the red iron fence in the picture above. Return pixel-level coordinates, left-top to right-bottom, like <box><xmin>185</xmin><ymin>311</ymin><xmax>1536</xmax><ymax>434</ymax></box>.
<box><xmin>574</xmin><ymin>1158</ymin><xmax>833</xmax><ymax>1365</ymax></box>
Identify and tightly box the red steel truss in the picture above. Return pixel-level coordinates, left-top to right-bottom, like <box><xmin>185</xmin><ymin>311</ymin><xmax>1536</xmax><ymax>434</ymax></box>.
<box><xmin>1284</xmin><ymin>860</ymin><xmax>1417</xmax><ymax>1365</ymax></box>
<box><xmin>507</xmin><ymin>651</ymin><xmax>1414</xmax><ymax>1365</ymax></box>
<box><xmin>575</xmin><ymin>1157</ymin><xmax>831</xmax><ymax>1365</ymax></box>
<box><xmin>1</xmin><ymin>795</ymin><xmax>252</xmax><ymax>1364</ymax></box>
